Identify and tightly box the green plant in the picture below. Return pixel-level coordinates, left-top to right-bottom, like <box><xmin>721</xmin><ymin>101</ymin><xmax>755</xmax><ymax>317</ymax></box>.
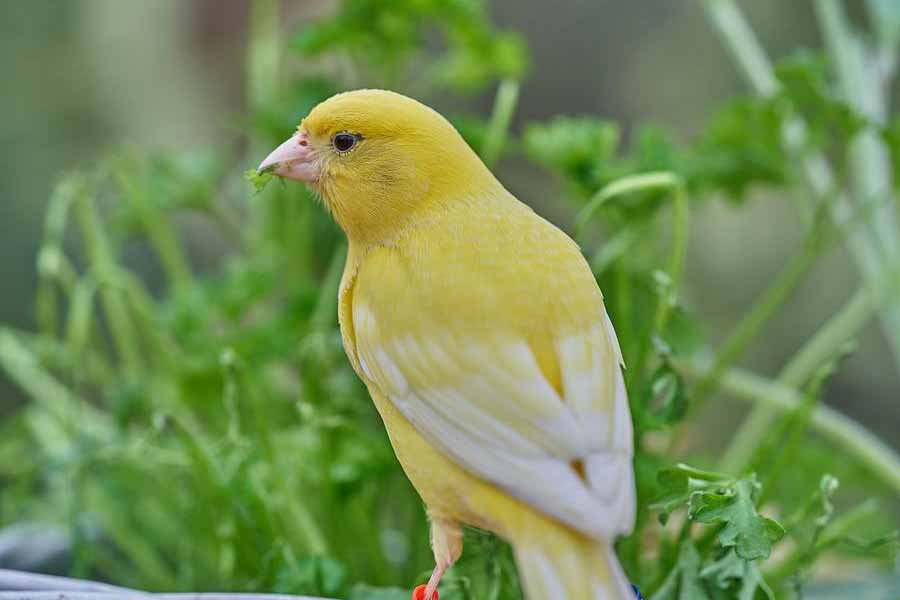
<box><xmin>1</xmin><ymin>1</ymin><xmax>899</xmax><ymax>599</ymax></box>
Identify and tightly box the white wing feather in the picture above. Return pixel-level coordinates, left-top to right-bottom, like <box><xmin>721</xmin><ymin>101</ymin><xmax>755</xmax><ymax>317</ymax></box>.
<box><xmin>354</xmin><ymin>303</ymin><xmax>635</xmax><ymax>540</ymax></box>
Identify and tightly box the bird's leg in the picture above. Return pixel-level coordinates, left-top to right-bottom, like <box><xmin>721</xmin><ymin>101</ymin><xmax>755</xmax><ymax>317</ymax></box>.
<box><xmin>425</xmin><ymin>516</ymin><xmax>462</xmax><ymax>600</ymax></box>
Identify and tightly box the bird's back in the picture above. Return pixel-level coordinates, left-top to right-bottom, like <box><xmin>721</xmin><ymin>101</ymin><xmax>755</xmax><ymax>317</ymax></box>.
<box><xmin>354</xmin><ymin>192</ymin><xmax>605</xmax><ymax>351</ymax></box>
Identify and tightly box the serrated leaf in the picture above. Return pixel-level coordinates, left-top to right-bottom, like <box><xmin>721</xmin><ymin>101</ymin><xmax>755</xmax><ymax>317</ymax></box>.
<box><xmin>244</xmin><ymin>168</ymin><xmax>274</xmax><ymax>194</ymax></box>
<box><xmin>688</xmin><ymin>98</ymin><xmax>786</xmax><ymax>200</ymax></box>
<box><xmin>652</xmin><ymin>468</ymin><xmax>692</xmax><ymax>525</ymax></box>
<box><xmin>292</xmin><ymin>0</ymin><xmax>527</xmax><ymax>92</ymax></box>
<box><xmin>523</xmin><ymin>116</ymin><xmax>620</xmax><ymax>194</ymax></box>
<box><xmin>691</xmin><ymin>477</ymin><xmax>785</xmax><ymax>561</ymax></box>
<box><xmin>652</xmin><ymin>464</ymin><xmax>731</xmax><ymax>525</ymax></box>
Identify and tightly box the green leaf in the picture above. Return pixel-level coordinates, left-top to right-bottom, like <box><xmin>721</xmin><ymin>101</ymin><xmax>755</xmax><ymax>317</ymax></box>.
<box><xmin>651</xmin><ymin>463</ymin><xmax>731</xmax><ymax>525</ymax></box>
<box><xmin>774</xmin><ymin>51</ymin><xmax>868</xmax><ymax>147</ymax></box>
<box><xmin>631</xmin><ymin>124</ymin><xmax>681</xmax><ymax>173</ymax></box>
<box><xmin>749</xmin><ymin>361</ymin><xmax>838</xmax><ymax>500</ymax></box>
<box><xmin>244</xmin><ymin>168</ymin><xmax>275</xmax><ymax>194</ymax></box>
<box><xmin>638</xmin><ymin>356</ymin><xmax>688</xmax><ymax>430</ymax></box>
<box><xmin>292</xmin><ymin>0</ymin><xmax>527</xmax><ymax>92</ymax></box>
<box><xmin>688</xmin><ymin>98</ymin><xmax>786</xmax><ymax>200</ymax></box>
<box><xmin>523</xmin><ymin>116</ymin><xmax>620</xmax><ymax>194</ymax></box>
<box><xmin>434</xmin><ymin>30</ymin><xmax>528</xmax><ymax>91</ymax></box>
<box><xmin>691</xmin><ymin>477</ymin><xmax>786</xmax><ymax>561</ymax></box>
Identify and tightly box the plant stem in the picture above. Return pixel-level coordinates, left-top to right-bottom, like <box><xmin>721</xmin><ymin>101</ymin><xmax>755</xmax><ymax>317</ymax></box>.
<box><xmin>766</xmin><ymin>498</ymin><xmax>881</xmax><ymax>585</ymax></box>
<box><xmin>575</xmin><ymin>171</ymin><xmax>683</xmax><ymax>236</ymax></box>
<box><xmin>64</xmin><ymin>276</ymin><xmax>97</xmax><ymax>359</ymax></box>
<box><xmin>778</xmin><ymin>289</ymin><xmax>875</xmax><ymax>385</ymax></box>
<box><xmin>656</xmin><ymin>182</ymin><xmax>689</xmax><ymax>334</ymax></box>
<box><xmin>721</xmin><ymin>269</ymin><xmax>899</xmax><ymax>472</ymax></box>
<box><xmin>35</xmin><ymin>181</ymin><xmax>80</xmax><ymax>336</ymax></box>
<box><xmin>70</xmin><ymin>177</ymin><xmax>143</xmax><ymax>372</ymax></box>
<box><xmin>704</xmin><ymin>0</ymin><xmax>778</xmax><ymax>95</ymax></box>
<box><xmin>575</xmin><ymin>171</ymin><xmax>688</xmax><ymax>353</ymax></box>
<box><xmin>705</xmin><ymin>0</ymin><xmax>900</xmax><ymax>474</ymax></box>
<box><xmin>115</xmin><ymin>166</ymin><xmax>193</xmax><ymax>294</ymax></box>
<box><xmin>0</xmin><ymin>329</ymin><xmax>113</xmax><ymax>436</ymax></box>
<box><xmin>703</xmin><ymin>0</ymin><xmax>900</xmax><ymax>373</ymax></box>
<box><xmin>247</xmin><ymin>0</ymin><xmax>280</xmax><ymax>117</ymax></box>
<box><xmin>120</xmin><ymin>272</ymin><xmax>182</xmax><ymax>373</ymax></box>
<box><xmin>690</xmin><ymin>230</ymin><xmax>822</xmax><ymax>407</ymax></box>
<box><xmin>815</xmin><ymin>0</ymin><xmax>900</xmax><ymax>357</ymax></box>
<box><xmin>678</xmin><ymin>356</ymin><xmax>900</xmax><ymax>496</ymax></box>
<box><xmin>233</xmin><ymin>369</ymin><xmax>331</xmax><ymax>556</ymax></box>
<box><xmin>812</xmin><ymin>498</ymin><xmax>881</xmax><ymax>552</ymax></box>
<box><xmin>247</xmin><ymin>0</ymin><xmax>284</xmax><ymax>249</ymax></box>
<box><xmin>481</xmin><ymin>78</ymin><xmax>520</xmax><ymax>168</ymax></box>
<box><xmin>866</xmin><ymin>0</ymin><xmax>900</xmax><ymax>54</ymax></box>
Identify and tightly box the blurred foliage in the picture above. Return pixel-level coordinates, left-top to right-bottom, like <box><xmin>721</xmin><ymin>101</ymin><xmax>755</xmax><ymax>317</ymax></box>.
<box><xmin>293</xmin><ymin>0</ymin><xmax>528</xmax><ymax>91</ymax></box>
<box><xmin>1</xmin><ymin>1</ymin><xmax>900</xmax><ymax>600</ymax></box>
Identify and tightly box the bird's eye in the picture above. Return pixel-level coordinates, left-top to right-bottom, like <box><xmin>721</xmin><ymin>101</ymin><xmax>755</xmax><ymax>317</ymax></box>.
<box><xmin>333</xmin><ymin>132</ymin><xmax>358</xmax><ymax>153</ymax></box>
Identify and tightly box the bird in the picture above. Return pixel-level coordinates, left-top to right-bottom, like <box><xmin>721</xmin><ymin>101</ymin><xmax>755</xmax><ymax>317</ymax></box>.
<box><xmin>258</xmin><ymin>89</ymin><xmax>637</xmax><ymax>600</ymax></box>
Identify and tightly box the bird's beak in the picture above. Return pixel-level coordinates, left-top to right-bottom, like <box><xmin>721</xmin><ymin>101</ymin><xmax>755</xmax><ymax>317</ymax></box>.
<box><xmin>257</xmin><ymin>132</ymin><xmax>319</xmax><ymax>183</ymax></box>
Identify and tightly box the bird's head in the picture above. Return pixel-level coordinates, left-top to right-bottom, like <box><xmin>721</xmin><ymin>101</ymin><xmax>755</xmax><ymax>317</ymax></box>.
<box><xmin>258</xmin><ymin>89</ymin><xmax>499</xmax><ymax>244</ymax></box>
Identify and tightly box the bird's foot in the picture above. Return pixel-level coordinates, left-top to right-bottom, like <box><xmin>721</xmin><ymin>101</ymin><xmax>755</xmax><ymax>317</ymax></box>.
<box><xmin>412</xmin><ymin>583</ymin><xmax>438</xmax><ymax>600</ymax></box>
<box><xmin>411</xmin><ymin>563</ymin><xmax>446</xmax><ymax>600</ymax></box>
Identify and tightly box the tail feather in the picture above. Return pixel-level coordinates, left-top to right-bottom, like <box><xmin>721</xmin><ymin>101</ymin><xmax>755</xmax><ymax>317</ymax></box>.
<box><xmin>513</xmin><ymin>531</ymin><xmax>632</xmax><ymax>600</ymax></box>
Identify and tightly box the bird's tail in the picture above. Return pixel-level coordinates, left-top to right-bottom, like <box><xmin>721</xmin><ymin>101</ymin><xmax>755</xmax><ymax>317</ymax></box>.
<box><xmin>510</xmin><ymin>520</ymin><xmax>632</xmax><ymax>600</ymax></box>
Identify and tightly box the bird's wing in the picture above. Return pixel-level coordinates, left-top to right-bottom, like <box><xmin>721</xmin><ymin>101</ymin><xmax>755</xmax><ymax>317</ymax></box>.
<box><xmin>352</xmin><ymin>287</ymin><xmax>635</xmax><ymax>540</ymax></box>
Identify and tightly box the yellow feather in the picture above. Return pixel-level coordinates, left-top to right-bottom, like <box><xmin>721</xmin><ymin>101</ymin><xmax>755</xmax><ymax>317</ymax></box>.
<box><xmin>297</xmin><ymin>89</ymin><xmax>636</xmax><ymax>600</ymax></box>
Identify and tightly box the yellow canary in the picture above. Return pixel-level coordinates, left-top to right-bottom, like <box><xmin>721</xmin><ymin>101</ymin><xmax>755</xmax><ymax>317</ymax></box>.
<box><xmin>259</xmin><ymin>90</ymin><xmax>636</xmax><ymax>600</ymax></box>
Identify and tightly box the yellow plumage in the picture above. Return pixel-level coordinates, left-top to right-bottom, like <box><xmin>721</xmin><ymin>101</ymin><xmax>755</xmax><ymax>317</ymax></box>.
<box><xmin>260</xmin><ymin>89</ymin><xmax>636</xmax><ymax>600</ymax></box>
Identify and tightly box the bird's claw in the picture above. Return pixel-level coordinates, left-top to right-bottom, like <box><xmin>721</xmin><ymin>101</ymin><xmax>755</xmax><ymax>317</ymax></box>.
<box><xmin>412</xmin><ymin>583</ymin><xmax>438</xmax><ymax>600</ymax></box>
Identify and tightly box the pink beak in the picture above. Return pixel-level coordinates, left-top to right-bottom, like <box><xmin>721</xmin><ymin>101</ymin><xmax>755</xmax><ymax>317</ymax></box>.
<box><xmin>257</xmin><ymin>132</ymin><xmax>319</xmax><ymax>183</ymax></box>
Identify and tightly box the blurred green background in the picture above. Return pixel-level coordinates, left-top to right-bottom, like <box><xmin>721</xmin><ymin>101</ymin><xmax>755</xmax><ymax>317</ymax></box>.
<box><xmin>1</xmin><ymin>1</ymin><xmax>898</xmax><ymax>599</ymax></box>
<box><xmin>3</xmin><ymin>0</ymin><xmax>896</xmax><ymax>433</ymax></box>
